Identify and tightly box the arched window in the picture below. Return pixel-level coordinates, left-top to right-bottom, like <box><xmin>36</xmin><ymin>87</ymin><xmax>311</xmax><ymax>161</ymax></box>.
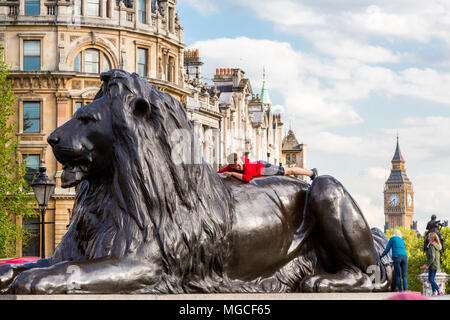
<box><xmin>292</xmin><ymin>154</ymin><xmax>296</xmax><ymax>164</ymax></box>
<box><xmin>73</xmin><ymin>52</ymin><xmax>81</xmax><ymax>72</ymax></box>
<box><xmin>72</xmin><ymin>49</ymin><xmax>112</xmax><ymax>73</ymax></box>
<box><xmin>286</xmin><ymin>154</ymin><xmax>290</xmax><ymax>164</ymax></box>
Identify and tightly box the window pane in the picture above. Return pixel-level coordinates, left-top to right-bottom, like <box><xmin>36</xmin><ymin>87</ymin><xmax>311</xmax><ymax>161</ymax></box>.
<box><xmin>25</xmin><ymin>0</ymin><xmax>40</xmax><ymax>15</ymax></box>
<box><xmin>24</xmin><ymin>57</ymin><xmax>40</xmax><ymax>71</ymax></box>
<box><xmin>138</xmin><ymin>0</ymin><xmax>146</xmax><ymax>23</ymax></box>
<box><xmin>22</xmin><ymin>217</ymin><xmax>40</xmax><ymax>257</ymax></box>
<box><xmin>85</xmin><ymin>49</ymin><xmax>99</xmax><ymax>73</ymax></box>
<box><xmin>24</xmin><ymin>40</ymin><xmax>40</xmax><ymax>56</ymax></box>
<box><xmin>102</xmin><ymin>54</ymin><xmax>111</xmax><ymax>72</ymax></box>
<box><xmin>23</xmin><ymin>154</ymin><xmax>40</xmax><ymax>185</ymax></box>
<box><xmin>75</xmin><ymin>102</ymin><xmax>83</xmax><ymax>110</ymax></box>
<box><xmin>24</xmin><ymin>41</ymin><xmax>40</xmax><ymax>71</ymax></box>
<box><xmin>137</xmin><ymin>48</ymin><xmax>146</xmax><ymax>64</ymax></box>
<box><xmin>137</xmin><ymin>48</ymin><xmax>147</xmax><ymax>77</ymax></box>
<box><xmin>23</xmin><ymin>102</ymin><xmax>40</xmax><ymax>133</ymax></box>
<box><xmin>77</xmin><ymin>0</ymin><xmax>82</xmax><ymax>15</ymax></box>
<box><xmin>73</xmin><ymin>52</ymin><xmax>81</xmax><ymax>72</ymax></box>
<box><xmin>87</xmin><ymin>0</ymin><xmax>99</xmax><ymax>16</ymax></box>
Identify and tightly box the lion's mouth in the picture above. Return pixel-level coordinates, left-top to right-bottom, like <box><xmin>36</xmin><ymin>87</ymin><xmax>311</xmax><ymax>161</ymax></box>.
<box><xmin>61</xmin><ymin>163</ymin><xmax>89</xmax><ymax>188</ymax></box>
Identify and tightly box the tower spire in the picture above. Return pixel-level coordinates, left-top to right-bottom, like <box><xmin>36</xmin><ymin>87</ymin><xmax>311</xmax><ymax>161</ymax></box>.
<box><xmin>260</xmin><ymin>66</ymin><xmax>272</xmax><ymax>105</ymax></box>
<box><xmin>392</xmin><ymin>134</ymin><xmax>405</xmax><ymax>163</ymax></box>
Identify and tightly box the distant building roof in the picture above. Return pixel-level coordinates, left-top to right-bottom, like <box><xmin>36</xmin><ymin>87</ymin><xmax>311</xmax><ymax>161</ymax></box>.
<box><xmin>282</xmin><ymin>129</ymin><xmax>302</xmax><ymax>151</ymax></box>
<box><xmin>386</xmin><ymin>169</ymin><xmax>411</xmax><ymax>184</ymax></box>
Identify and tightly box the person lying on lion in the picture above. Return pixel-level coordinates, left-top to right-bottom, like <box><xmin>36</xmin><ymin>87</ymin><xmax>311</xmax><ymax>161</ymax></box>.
<box><xmin>218</xmin><ymin>153</ymin><xmax>318</xmax><ymax>182</ymax></box>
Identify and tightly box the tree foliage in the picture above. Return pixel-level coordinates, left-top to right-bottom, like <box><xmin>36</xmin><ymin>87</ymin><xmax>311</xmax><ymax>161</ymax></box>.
<box><xmin>385</xmin><ymin>226</ymin><xmax>450</xmax><ymax>294</ymax></box>
<box><xmin>0</xmin><ymin>46</ymin><xmax>36</xmax><ymax>258</ymax></box>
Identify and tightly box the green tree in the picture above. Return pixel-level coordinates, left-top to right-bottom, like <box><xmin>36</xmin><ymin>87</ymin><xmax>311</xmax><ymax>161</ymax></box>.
<box><xmin>0</xmin><ymin>46</ymin><xmax>36</xmax><ymax>258</ymax></box>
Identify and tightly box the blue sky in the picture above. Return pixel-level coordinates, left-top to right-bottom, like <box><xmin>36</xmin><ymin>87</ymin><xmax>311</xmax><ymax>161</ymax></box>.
<box><xmin>177</xmin><ymin>0</ymin><xmax>450</xmax><ymax>232</ymax></box>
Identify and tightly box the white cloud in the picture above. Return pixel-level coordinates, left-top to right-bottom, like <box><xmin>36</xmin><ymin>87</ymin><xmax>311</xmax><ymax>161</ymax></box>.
<box><xmin>190</xmin><ymin>37</ymin><xmax>363</xmax><ymax>129</ymax></box>
<box><xmin>349</xmin><ymin>5</ymin><xmax>432</xmax><ymax>42</ymax></box>
<box><xmin>313</xmin><ymin>38</ymin><xmax>401</xmax><ymax>63</ymax></box>
<box><xmin>367</xmin><ymin>167</ymin><xmax>390</xmax><ymax>180</ymax></box>
<box><xmin>352</xmin><ymin>193</ymin><xmax>385</xmax><ymax>229</ymax></box>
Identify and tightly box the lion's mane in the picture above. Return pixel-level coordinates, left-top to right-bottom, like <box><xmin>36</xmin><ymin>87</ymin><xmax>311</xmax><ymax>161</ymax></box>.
<box><xmin>54</xmin><ymin>70</ymin><xmax>236</xmax><ymax>292</ymax></box>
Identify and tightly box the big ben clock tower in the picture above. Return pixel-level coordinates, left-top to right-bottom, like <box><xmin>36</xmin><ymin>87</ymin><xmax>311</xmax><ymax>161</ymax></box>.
<box><xmin>384</xmin><ymin>137</ymin><xmax>414</xmax><ymax>230</ymax></box>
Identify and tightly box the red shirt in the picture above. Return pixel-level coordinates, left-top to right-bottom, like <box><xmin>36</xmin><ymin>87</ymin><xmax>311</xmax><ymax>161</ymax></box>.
<box><xmin>217</xmin><ymin>157</ymin><xmax>265</xmax><ymax>182</ymax></box>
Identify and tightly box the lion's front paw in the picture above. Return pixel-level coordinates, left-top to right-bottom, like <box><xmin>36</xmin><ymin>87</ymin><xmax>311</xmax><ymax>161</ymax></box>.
<box><xmin>298</xmin><ymin>275</ymin><xmax>331</xmax><ymax>293</ymax></box>
<box><xmin>11</xmin><ymin>269</ymin><xmax>67</xmax><ymax>294</ymax></box>
<box><xmin>0</xmin><ymin>264</ymin><xmax>15</xmax><ymax>291</ymax></box>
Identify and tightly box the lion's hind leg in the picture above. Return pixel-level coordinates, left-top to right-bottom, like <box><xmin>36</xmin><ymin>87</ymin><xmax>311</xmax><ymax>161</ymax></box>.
<box><xmin>300</xmin><ymin>175</ymin><xmax>379</xmax><ymax>292</ymax></box>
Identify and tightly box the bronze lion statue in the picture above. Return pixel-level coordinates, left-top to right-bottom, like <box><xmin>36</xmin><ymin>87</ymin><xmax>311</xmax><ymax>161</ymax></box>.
<box><xmin>0</xmin><ymin>70</ymin><xmax>393</xmax><ymax>294</ymax></box>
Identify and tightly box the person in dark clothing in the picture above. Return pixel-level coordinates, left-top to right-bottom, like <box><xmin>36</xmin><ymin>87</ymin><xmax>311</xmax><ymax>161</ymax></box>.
<box><xmin>421</xmin><ymin>232</ymin><xmax>444</xmax><ymax>296</ymax></box>
<box><xmin>423</xmin><ymin>215</ymin><xmax>446</xmax><ymax>262</ymax></box>
<box><xmin>218</xmin><ymin>153</ymin><xmax>318</xmax><ymax>183</ymax></box>
<box><xmin>380</xmin><ymin>229</ymin><xmax>408</xmax><ymax>291</ymax></box>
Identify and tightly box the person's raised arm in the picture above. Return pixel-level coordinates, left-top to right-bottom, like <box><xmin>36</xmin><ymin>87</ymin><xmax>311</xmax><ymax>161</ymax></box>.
<box><xmin>217</xmin><ymin>165</ymin><xmax>232</xmax><ymax>174</ymax></box>
<box><xmin>380</xmin><ymin>238</ymin><xmax>393</xmax><ymax>258</ymax></box>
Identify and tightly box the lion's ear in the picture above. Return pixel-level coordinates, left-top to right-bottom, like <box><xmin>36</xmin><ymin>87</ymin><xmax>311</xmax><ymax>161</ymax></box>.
<box><xmin>131</xmin><ymin>97</ymin><xmax>151</xmax><ymax>118</ymax></box>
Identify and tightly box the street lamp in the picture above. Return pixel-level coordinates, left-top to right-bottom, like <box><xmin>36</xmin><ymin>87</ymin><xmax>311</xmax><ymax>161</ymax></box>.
<box><xmin>186</xmin><ymin>99</ymin><xmax>200</xmax><ymax>123</ymax></box>
<box><xmin>30</xmin><ymin>164</ymin><xmax>55</xmax><ymax>258</ymax></box>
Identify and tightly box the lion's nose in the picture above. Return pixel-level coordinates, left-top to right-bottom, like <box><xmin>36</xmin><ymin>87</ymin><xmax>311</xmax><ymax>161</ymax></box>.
<box><xmin>47</xmin><ymin>134</ymin><xmax>60</xmax><ymax>147</ymax></box>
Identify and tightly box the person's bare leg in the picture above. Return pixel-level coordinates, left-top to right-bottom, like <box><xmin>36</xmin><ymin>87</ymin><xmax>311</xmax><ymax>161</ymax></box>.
<box><xmin>285</xmin><ymin>167</ymin><xmax>312</xmax><ymax>176</ymax></box>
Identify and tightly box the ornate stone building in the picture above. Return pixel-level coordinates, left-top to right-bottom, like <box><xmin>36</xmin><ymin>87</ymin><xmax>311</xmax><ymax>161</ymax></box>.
<box><xmin>1</xmin><ymin>0</ymin><xmax>187</xmax><ymax>257</ymax></box>
<box><xmin>183</xmin><ymin>51</ymin><xmax>284</xmax><ymax>169</ymax></box>
<box><xmin>281</xmin><ymin>129</ymin><xmax>306</xmax><ymax>178</ymax></box>
<box><xmin>384</xmin><ymin>137</ymin><xmax>415</xmax><ymax>230</ymax></box>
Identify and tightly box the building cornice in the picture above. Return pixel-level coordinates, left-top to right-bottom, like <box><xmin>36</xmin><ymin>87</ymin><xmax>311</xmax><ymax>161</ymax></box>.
<box><xmin>0</xmin><ymin>21</ymin><xmax>185</xmax><ymax>48</ymax></box>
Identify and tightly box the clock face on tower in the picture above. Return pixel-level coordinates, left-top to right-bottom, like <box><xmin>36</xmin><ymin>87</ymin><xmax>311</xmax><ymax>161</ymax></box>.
<box><xmin>407</xmin><ymin>194</ymin><xmax>412</xmax><ymax>206</ymax></box>
<box><xmin>388</xmin><ymin>194</ymin><xmax>400</xmax><ymax>207</ymax></box>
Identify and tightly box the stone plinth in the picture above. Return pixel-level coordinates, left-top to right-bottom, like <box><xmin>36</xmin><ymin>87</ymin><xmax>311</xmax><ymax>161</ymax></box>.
<box><xmin>417</xmin><ymin>271</ymin><xmax>450</xmax><ymax>296</ymax></box>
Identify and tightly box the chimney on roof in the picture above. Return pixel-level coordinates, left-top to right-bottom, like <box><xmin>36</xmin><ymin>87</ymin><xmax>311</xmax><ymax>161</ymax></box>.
<box><xmin>184</xmin><ymin>48</ymin><xmax>203</xmax><ymax>80</ymax></box>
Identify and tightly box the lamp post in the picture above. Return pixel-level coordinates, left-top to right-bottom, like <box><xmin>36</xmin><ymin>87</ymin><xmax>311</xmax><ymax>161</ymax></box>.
<box><xmin>30</xmin><ymin>164</ymin><xmax>55</xmax><ymax>258</ymax></box>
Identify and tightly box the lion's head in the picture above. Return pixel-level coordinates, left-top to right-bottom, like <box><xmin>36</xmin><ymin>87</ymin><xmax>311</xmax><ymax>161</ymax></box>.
<box><xmin>49</xmin><ymin>70</ymin><xmax>234</xmax><ymax>288</ymax></box>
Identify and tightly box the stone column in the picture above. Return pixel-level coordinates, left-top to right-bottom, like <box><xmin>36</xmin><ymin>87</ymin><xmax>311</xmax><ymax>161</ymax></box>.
<box><xmin>40</xmin><ymin>0</ymin><xmax>45</xmax><ymax>16</ymax></box>
<box><xmin>107</xmin><ymin>0</ymin><xmax>115</xmax><ymax>19</ymax></box>
<box><xmin>19</xmin><ymin>0</ymin><xmax>25</xmax><ymax>15</ymax></box>
<box><xmin>417</xmin><ymin>271</ymin><xmax>450</xmax><ymax>296</ymax></box>
<box><xmin>82</xmin><ymin>0</ymin><xmax>87</xmax><ymax>16</ymax></box>
<box><xmin>146</xmin><ymin>0</ymin><xmax>152</xmax><ymax>26</ymax></box>
<box><xmin>100</xmin><ymin>0</ymin><xmax>107</xmax><ymax>17</ymax></box>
